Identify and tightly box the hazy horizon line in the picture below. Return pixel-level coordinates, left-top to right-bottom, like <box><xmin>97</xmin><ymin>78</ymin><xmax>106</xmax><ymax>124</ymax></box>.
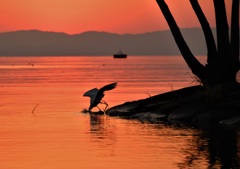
<box><xmin>0</xmin><ymin>27</ymin><xmax>215</xmax><ymax>36</ymax></box>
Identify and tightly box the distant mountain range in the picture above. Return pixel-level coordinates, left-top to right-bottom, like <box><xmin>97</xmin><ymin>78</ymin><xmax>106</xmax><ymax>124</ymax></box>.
<box><xmin>0</xmin><ymin>28</ymin><xmax>232</xmax><ymax>56</ymax></box>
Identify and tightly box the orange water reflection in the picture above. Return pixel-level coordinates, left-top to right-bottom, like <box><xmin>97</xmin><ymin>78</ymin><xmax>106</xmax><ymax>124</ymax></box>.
<box><xmin>1</xmin><ymin>113</ymin><xmax>239</xmax><ymax>168</ymax></box>
<box><xmin>0</xmin><ymin>113</ymin><xmax>209</xmax><ymax>169</ymax></box>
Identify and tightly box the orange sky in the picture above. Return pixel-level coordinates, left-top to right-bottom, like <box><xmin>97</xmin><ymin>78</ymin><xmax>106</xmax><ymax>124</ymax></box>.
<box><xmin>0</xmin><ymin>0</ymin><xmax>233</xmax><ymax>34</ymax></box>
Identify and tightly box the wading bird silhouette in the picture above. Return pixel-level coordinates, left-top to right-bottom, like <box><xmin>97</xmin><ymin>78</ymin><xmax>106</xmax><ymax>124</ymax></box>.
<box><xmin>83</xmin><ymin>82</ymin><xmax>117</xmax><ymax>112</ymax></box>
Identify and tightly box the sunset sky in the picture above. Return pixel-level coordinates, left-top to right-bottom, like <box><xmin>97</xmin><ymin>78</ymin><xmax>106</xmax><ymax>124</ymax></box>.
<box><xmin>0</xmin><ymin>0</ymin><xmax>233</xmax><ymax>34</ymax></box>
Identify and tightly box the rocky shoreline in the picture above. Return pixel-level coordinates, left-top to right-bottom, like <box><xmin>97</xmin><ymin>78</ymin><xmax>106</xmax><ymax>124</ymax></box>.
<box><xmin>106</xmin><ymin>82</ymin><xmax>240</xmax><ymax>129</ymax></box>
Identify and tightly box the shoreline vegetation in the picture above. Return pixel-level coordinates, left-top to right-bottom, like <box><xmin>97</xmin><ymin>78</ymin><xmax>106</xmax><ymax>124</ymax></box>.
<box><xmin>105</xmin><ymin>82</ymin><xmax>240</xmax><ymax>129</ymax></box>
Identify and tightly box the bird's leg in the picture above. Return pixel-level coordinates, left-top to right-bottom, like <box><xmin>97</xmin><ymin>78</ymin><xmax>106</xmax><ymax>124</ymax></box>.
<box><xmin>96</xmin><ymin>106</ymin><xmax>102</xmax><ymax>112</ymax></box>
<box><xmin>100</xmin><ymin>100</ymin><xmax>108</xmax><ymax>114</ymax></box>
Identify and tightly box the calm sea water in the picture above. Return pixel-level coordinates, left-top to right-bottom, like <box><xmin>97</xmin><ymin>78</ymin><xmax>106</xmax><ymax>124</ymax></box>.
<box><xmin>0</xmin><ymin>56</ymin><xmax>239</xmax><ymax>169</ymax></box>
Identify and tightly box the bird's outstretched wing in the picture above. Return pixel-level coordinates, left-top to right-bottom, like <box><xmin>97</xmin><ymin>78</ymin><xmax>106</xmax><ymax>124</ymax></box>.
<box><xmin>83</xmin><ymin>88</ymin><xmax>98</xmax><ymax>97</ymax></box>
<box><xmin>83</xmin><ymin>88</ymin><xmax>99</xmax><ymax>105</ymax></box>
<box><xmin>99</xmin><ymin>82</ymin><xmax>117</xmax><ymax>93</ymax></box>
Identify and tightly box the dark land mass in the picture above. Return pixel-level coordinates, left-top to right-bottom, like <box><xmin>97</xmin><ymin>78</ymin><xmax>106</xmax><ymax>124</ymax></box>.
<box><xmin>106</xmin><ymin>82</ymin><xmax>240</xmax><ymax>129</ymax></box>
<box><xmin>0</xmin><ymin>28</ymin><xmax>220</xmax><ymax>56</ymax></box>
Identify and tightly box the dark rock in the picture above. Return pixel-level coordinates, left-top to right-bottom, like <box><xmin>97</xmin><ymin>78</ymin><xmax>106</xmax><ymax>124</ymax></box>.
<box><xmin>131</xmin><ymin>111</ymin><xmax>167</xmax><ymax>123</ymax></box>
<box><xmin>106</xmin><ymin>85</ymin><xmax>204</xmax><ymax>116</ymax></box>
<box><xmin>106</xmin><ymin>82</ymin><xmax>240</xmax><ymax>129</ymax></box>
<box><xmin>220</xmin><ymin>116</ymin><xmax>240</xmax><ymax>126</ymax></box>
<box><xmin>167</xmin><ymin>102</ymin><xmax>209</xmax><ymax>122</ymax></box>
<box><xmin>193</xmin><ymin>109</ymin><xmax>240</xmax><ymax>128</ymax></box>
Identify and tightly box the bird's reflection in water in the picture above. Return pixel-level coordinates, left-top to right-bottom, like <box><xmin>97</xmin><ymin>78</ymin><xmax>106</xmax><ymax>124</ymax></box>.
<box><xmin>178</xmin><ymin>128</ymin><xmax>240</xmax><ymax>168</ymax></box>
<box><xmin>89</xmin><ymin>114</ymin><xmax>105</xmax><ymax>136</ymax></box>
<box><xmin>88</xmin><ymin>114</ymin><xmax>117</xmax><ymax>151</ymax></box>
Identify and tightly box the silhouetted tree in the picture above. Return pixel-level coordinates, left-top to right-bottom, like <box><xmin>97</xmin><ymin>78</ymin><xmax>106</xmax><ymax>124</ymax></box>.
<box><xmin>156</xmin><ymin>0</ymin><xmax>239</xmax><ymax>85</ymax></box>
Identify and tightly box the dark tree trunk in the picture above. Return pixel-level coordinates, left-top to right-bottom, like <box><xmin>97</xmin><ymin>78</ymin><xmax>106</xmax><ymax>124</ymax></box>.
<box><xmin>156</xmin><ymin>0</ymin><xmax>239</xmax><ymax>85</ymax></box>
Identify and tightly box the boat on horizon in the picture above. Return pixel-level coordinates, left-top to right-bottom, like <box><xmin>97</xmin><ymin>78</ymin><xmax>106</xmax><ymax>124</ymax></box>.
<box><xmin>113</xmin><ymin>50</ymin><xmax>127</xmax><ymax>58</ymax></box>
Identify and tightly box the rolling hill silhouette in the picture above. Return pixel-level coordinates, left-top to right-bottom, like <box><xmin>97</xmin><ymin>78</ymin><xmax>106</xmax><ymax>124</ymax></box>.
<box><xmin>0</xmin><ymin>28</ymin><xmax>222</xmax><ymax>56</ymax></box>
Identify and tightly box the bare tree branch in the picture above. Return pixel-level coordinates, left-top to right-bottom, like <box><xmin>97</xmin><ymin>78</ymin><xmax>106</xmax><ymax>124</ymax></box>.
<box><xmin>230</xmin><ymin>0</ymin><xmax>239</xmax><ymax>72</ymax></box>
<box><xmin>213</xmin><ymin>0</ymin><xmax>230</xmax><ymax>61</ymax></box>
<box><xmin>155</xmin><ymin>0</ymin><xmax>205</xmax><ymax>81</ymax></box>
<box><xmin>189</xmin><ymin>0</ymin><xmax>218</xmax><ymax>65</ymax></box>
